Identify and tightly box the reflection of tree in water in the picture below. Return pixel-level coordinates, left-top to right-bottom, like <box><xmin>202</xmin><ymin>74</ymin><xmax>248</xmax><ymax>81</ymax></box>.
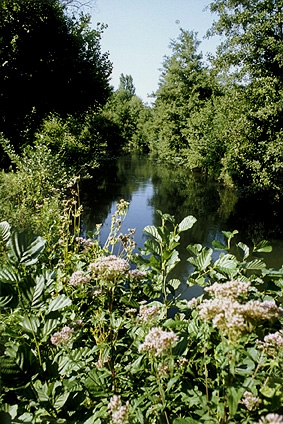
<box><xmin>226</xmin><ymin>194</ymin><xmax>283</xmax><ymax>243</ymax></box>
<box><xmin>80</xmin><ymin>153</ymin><xmax>283</xmax><ymax>246</ymax></box>
<box><xmin>80</xmin><ymin>154</ymin><xmax>155</xmax><ymax>231</ymax></box>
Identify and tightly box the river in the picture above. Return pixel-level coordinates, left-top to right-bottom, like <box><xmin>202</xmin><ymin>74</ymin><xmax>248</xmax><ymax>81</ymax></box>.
<box><xmin>80</xmin><ymin>154</ymin><xmax>283</xmax><ymax>294</ymax></box>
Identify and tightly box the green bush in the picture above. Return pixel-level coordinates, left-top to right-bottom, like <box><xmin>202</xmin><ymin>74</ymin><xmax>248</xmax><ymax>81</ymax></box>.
<box><xmin>1</xmin><ymin>203</ymin><xmax>283</xmax><ymax>423</ymax></box>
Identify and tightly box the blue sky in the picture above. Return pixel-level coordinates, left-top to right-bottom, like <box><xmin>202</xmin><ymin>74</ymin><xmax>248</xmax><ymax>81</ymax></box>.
<box><xmin>91</xmin><ymin>0</ymin><xmax>220</xmax><ymax>103</ymax></box>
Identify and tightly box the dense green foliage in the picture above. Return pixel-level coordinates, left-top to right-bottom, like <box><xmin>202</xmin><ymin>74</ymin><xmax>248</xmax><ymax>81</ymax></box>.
<box><xmin>149</xmin><ymin>1</ymin><xmax>283</xmax><ymax>196</ymax></box>
<box><xmin>103</xmin><ymin>74</ymin><xmax>152</xmax><ymax>152</ymax></box>
<box><xmin>1</xmin><ymin>203</ymin><xmax>283</xmax><ymax>423</ymax></box>
<box><xmin>0</xmin><ymin>0</ymin><xmax>112</xmax><ymax>146</ymax></box>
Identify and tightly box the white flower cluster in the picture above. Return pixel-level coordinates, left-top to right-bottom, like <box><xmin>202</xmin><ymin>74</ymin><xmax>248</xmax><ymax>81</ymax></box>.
<box><xmin>257</xmin><ymin>330</ymin><xmax>283</xmax><ymax>355</ymax></box>
<box><xmin>69</xmin><ymin>270</ymin><xmax>91</xmax><ymax>286</ymax></box>
<box><xmin>198</xmin><ymin>280</ymin><xmax>283</xmax><ymax>336</ymax></box>
<box><xmin>241</xmin><ymin>391</ymin><xmax>260</xmax><ymax>411</ymax></box>
<box><xmin>50</xmin><ymin>326</ymin><xmax>74</xmax><ymax>345</ymax></box>
<box><xmin>75</xmin><ymin>236</ymin><xmax>94</xmax><ymax>248</ymax></box>
<box><xmin>108</xmin><ymin>395</ymin><xmax>129</xmax><ymax>424</ymax></box>
<box><xmin>138</xmin><ymin>327</ymin><xmax>179</xmax><ymax>356</ymax></box>
<box><xmin>205</xmin><ymin>280</ymin><xmax>251</xmax><ymax>298</ymax></box>
<box><xmin>264</xmin><ymin>330</ymin><xmax>283</xmax><ymax>347</ymax></box>
<box><xmin>88</xmin><ymin>255</ymin><xmax>130</xmax><ymax>280</ymax></box>
<box><xmin>256</xmin><ymin>413</ymin><xmax>283</xmax><ymax>424</ymax></box>
<box><xmin>128</xmin><ymin>269</ymin><xmax>147</xmax><ymax>280</ymax></box>
<box><xmin>137</xmin><ymin>304</ymin><xmax>161</xmax><ymax>323</ymax></box>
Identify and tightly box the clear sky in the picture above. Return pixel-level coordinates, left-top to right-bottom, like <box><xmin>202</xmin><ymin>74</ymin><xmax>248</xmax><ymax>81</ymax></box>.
<box><xmin>91</xmin><ymin>0</ymin><xmax>220</xmax><ymax>103</ymax></box>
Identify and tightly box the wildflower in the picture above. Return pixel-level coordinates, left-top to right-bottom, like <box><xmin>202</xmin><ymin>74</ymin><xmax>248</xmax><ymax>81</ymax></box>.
<box><xmin>157</xmin><ymin>362</ymin><xmax>170</xmax><ymax>377</ymax></box>
<box><xmin>50</xmin><ymin>326</ymin><xmax>74</xmax><ymax>345</ymax></box>
<box><xmin>88</xmin><ymin>255</ymin><xmax>130</xmax><ymax>280</ymax></box>
<box><xmin>95</xmin><ymin>356</ymin><xmax>110</xmax><ymax>369</ymax></box>
<box><xmin>264</xmin><ymin>330</ymin><xmax>283</xmax><ymax>347</ymax></box>
<box><xmin>108</xmin><ymin>395</ymin><xmax>129</xmax><ymax>424</ymax></box>
<box><xmin>128</xmin><ymin>269</ymin><xmax>147</xmax><ymax>280</ymax></box>
<box><xmin>75</xmin><ymin>236</ymin><xmax>94</xmax><ymax>248</ymax></box>
<box><xmin>137</xmin><ymin>304</ymin><xmax>161</xmax><ymax>323</ymax></box>
<box><xmin>198</xmin><ymin>281</ymin><xmax>283</xmax><ymax>336</ymax></box>
<box><xmin>205</xmin><ymin>280</ymin><xmax>251</xmax><ymax>298</ymax></box>
<box><xmin>256</xmin><ymin>413</ymin><xmax>283</xmax><ymax>424</ymax></box>
<box><xmin>138</xmin><ymin>327</ymin><xmax>179</xmax><ymax>356</ymax></box>
<box><xmin>187</xmin><ymin>297</ymin><xmax>199</xmax><ymax>309</ymax></box>
<box><xmin>241</xmin><ymin>391</ymin><xmax>260</xmax><ymax>411</ymax></box>
<box><xmin>125</xmin><ymin>308</ymin><xmax>137</xmax><ymax>314</ymax></box>
<box><xmin>69</xmin><ymin>270</ymin><xmax>91</xmax><ymax>286</ymax></box>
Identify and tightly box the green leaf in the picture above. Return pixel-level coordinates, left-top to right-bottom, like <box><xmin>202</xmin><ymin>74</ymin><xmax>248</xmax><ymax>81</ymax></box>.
<box><xmin>143</xmin><ymin>225</ymin><xmax>162</xmax><ymax>242</ymax></box>
<box><xmin>237</xmin><ymin>242</ymin><xmax>249</xmax><ymax>260</ymax></box>
<box><xmin>214</xmin><ymin>254</ymin><xmax>238</xmax><ymax>273</ymax></box>
<box><xmin>0</xmin><ymin>221</ymin><xmax>11</xmax><ymax>243</ymax></box>
<box><xmin>143</xmin><ymin>239</ymin><xmax>161</xmax><ymax>256</ymax></box>
<box><xmin>54</xmin><ymin>392</ymin><xmax>70</xmax><ymax>411</ymax></box>
<box><xmin>212</xmin><ymin>240</ymin><xmax>227</xmax><ymax>250</ymax></box>
<box><xmin>244</xmin><ymin>259</ymin><xmax>266</xmax><ymax>270</ymax></box>
<box><xmin>20</xmin><ymin>316</ymin><xmax>41</xmax><ymax>333</ymax></box>
<box><xmin>227</xmin><ymin>386</ymin><xmax>243</xmax><ymax>417</ymax></box>
<box><xmin>42</xmin><ymin>319</ymin><xmax>60</xmax><ymax>338</ymax></box>
<box><xmin>31</xmin><ymin>275</ymin><xmax>45</xmax><ymax>308</ymax></box>
<box><xmin>7</xmin><ymin>230</ymin><xmax>46</xmax><ymax>266</ymax></box>
<box><xmin>254</xmin><ymin>240</ymin><xmax>272</xmax><ymax>253</ymax></box>
<box><xmin>173</xmin><ymin>418</ymin><xmax>199</xmax><ymax>424</ymax></box>
<box><xmin>167</xmin><ymin>279</ymin><xmax>181</xmax><ymax>290</ymax></box>
<box><xmin>188</xmin><ymin>247</ymin><xmax>213</xmax><ymax>271</ymax></box>
<box><xmin>166</xmin><ymin>250</ymin><xmax>180</xmax><ymax>273</ymax></box>
<box><xmin>47</xmin><ymin>294</ymin><xmax>71</xmax><ymax>313</ymax></box>
<box><xmin>178</xmin><ymin>215</ymin><xmax>197</xmax><ymax>232</ymax></box>
<box><xmin>186</xmin><ymin>244</ymin><xmax>202</xmax><ymax>256</ymax></box>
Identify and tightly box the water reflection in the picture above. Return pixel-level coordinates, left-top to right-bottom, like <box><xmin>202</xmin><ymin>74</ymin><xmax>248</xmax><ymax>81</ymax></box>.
<box><xmin>81</xmin><ymin>154</ymin><xmax>283</xmax><ymax>285</ymax></box>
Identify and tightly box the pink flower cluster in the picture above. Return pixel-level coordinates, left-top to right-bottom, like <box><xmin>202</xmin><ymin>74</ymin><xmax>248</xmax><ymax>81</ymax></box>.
<box><xmin>88</xmin><ymin>255</ymin><xmax>130</xmax><ymax>280</ymax></box>
<box><xmin>137</xmin><ymin>304</ymin><xmax>161</xmax><ymax>323</ymax></box>
<box><xmin>69</xmin><ymin>270</ymin><xmax>91</xmax><ymax>286</ymax></box>
<box><xmin>50</xmin><ymin>326</ymin><xmax>74</xmax><ymax>345</ymax></box>
<box><xmin>138</xmin><ymin>327</ymin><xmax>178</xmax><ymax>356</ymax></box>
<box><xmin>108</xmin><ymin>395</ymin><xmax>129</xmax><ymax>424</ymax></box>
<box><xmin>256</xmin><ymin>414</ymin><xmax>283</xmax><ymax>424</ymax></box>
<box><xmin>198</xmin><ymin>280</ymin><xmax>283</xmax><ymax>336</ymax></box>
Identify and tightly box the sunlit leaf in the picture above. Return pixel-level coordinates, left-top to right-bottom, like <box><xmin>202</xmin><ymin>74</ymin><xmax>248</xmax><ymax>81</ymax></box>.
<box><xmin>0</xmin><ymin>221</ymin><xmax>10</xmax><ymax>243</ymax></box>
<box><xmin>143</xmin><ymin>225</ymin><xmax>162</xmax><ymax>242</ymax></box>
<box><xmin>47</xmin><ymin>294</ymin><xmax>71</xmax><ymax>313</ymax></box>
<box><xmin>244</xmin><ymin>259</ymin><xmax>266</xmax><ymax>270</ymax></box>
<box><xmin>214</xmin><ymin>254</ymin><xmax>238</xmax><ymax>273</ymax></box>
<box><xmin>186</xmin><ymin>244</ymin><xmax>202</xmax><ymax>256</ymax></box>
<box><xmin>188</xmin><ymin>247</ymin><xmax>213</xmax><ymax>271</ymax></box>
<box><xmin>237</xmin><ymin>242</ymin><xmax>249</xmax><ymax>260</ymax></box>
<box><xmin>178</xmin><ymin>215</ymin><xmax>197</xmax><ymax>232</ymax></box>
<box><xmin>7</xmin><ymin>230</ymin><xmax>46</xmax><ymax>266</ymax></box>
<box><xmin>254</xmin><ymin>239</ymin><xmax>272</xmax><ymax>253</ymax></box>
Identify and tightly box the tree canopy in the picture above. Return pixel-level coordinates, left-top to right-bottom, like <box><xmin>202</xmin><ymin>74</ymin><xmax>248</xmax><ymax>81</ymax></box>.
<box><xmin>0</xmin><ymin>0</ymin><xmax>112</xmax><ymax>144</ymax></box>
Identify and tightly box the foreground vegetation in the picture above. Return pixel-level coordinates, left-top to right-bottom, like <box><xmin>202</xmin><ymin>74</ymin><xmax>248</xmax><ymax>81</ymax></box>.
<box><xmin>1</xmin><ymin>192</ymin><xmax>283</xmax><ymax>423</ymax></box>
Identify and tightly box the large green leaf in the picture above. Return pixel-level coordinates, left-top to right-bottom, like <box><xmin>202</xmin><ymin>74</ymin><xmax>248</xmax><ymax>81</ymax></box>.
<box><xmin>188</xmin><ymin>247</ymin><xmax>213</xmax><ymax>271</ymax></box>
<box><xmin>254</xmin><ymin>239</ymin><xmax>272</xmax><ymax>253</ymax></box>
<box><xmin>143</xmin><ymin>225</ymin><xmax>162</xmax><ymax>242</ymax></box>
<box><xmin>31</xmin><ymin>275</ymin><xmax>45</xmax><ymax>309</ymax></box>
<box><xmin>47</xmin><ymin>294</ymin><xmax>71</xmax><ymax>313</ymax></box>
<box><xmin>7</xmin><ymin>230</ymin><xmax>46</xmax><ymax>266</ymax></box>
<box><xmin>178</xmin><ymin>215</ymin><xmax>197</xmax><ymax>232</ymax></box>
<box><xmin>20</xmin><ymin>316</ymin><xmax>41</xmax><ymax>334</ymax></box>
<box><xmin>0</xmin><ymin>221</ymin><xmax>11</xmax><ymax>243</ymax></box>
<box><xmin>214</xmin><ymin>254</ymin><xmax>238</xmax><ymax>273</ymax></box>
<box><xmin>0</xmin><ymin>282</ymin><xmax>17</xmax><ymax>308</ymax></box>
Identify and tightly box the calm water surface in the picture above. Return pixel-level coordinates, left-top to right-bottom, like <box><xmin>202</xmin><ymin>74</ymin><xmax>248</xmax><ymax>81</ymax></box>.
<box><xmin>81</xmin><ymin>154</ymin><xmax>283</xmax><ymax>295</ymax></box>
